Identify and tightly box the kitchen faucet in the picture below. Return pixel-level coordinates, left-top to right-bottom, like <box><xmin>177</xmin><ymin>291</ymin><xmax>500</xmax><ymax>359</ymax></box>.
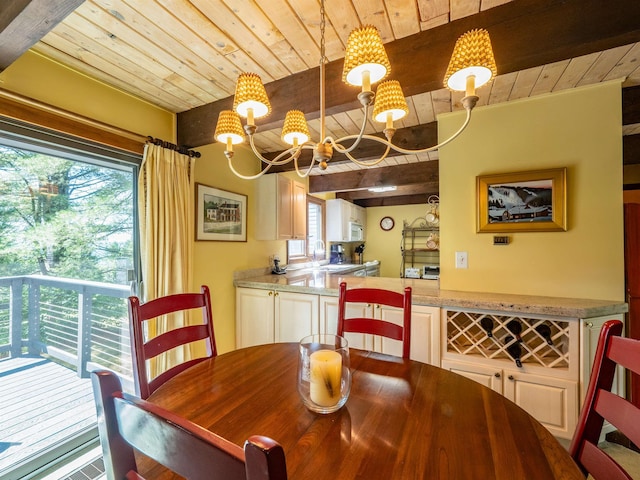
<box><xmin>312</xmin><ymin>240</ymin><xmax>325</xmax><ymax>266</ymax></box>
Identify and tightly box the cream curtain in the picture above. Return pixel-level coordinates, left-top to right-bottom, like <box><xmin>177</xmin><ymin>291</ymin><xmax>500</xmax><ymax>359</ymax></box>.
<box><xmin>138</xmin><ymin>142</ymin><xmax>195</xmax><ymax>374</ymax></box>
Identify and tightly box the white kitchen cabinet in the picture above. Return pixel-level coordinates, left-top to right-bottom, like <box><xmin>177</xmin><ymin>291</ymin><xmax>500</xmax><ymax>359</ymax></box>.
<box><xmin>440</xmin><ymin>309</ymin><xmax>624</xmax><ymax>440</ymax></box>
<box><xmin>275</xmin><ymin>290</ymin><xmax>319</xmax><ymax>342</ymax></box>
<box><xmin>256</xmin><ymin>174</ymin><xmax>306</xmax><ymax>240</ymax></box>
<box><xmin>292</xmin><ymin>180</ymin><xmax>307</xmax><ymax>240</ymax></box>
<box><xmin>326</xmin><ymin>199</ymin><xmax>366</xmax><ymax>242</ymax></box>
<box><xmin>326</xmin><ymin>199</ymin><xmax>350</xmax><ymax>242</ymax></box>
<box><xmin>351</xmin><ymin>202</ymin><xmax>366</xmax><ymax>228</ymax></box>
<box><xmin>236</xmin><ymin>287</ymin><xmax>275</xmax><ymax>347</ymax></box>
<box><xmin>319</xmin><ymin>295</ymin><xmax>439</xmax><ymax>365</ymax></box>
<box><xmin>441</xmin><ymin>359</ymin><xmax>578</xmax><ymax>438</ymax></box>
<box><xmin>236</xmin><ymin>287</ymin><xmax>319</xmax><ymax>348</ymax></box>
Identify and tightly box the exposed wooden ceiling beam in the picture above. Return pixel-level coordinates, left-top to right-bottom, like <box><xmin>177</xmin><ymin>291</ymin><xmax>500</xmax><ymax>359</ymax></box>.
<box><xmin>625</xmin><ymin>135</ymin><xmax>640</xmax><ymax>165</ymax></box>
<box><xmin>337</xmin><ymin>184</ymin><xmax>439</xmax><ymax>208</ymax></box>
<box><xmin>308</xmin><ymin>161</ymin><xmax>439</xmax><ymax>194</ymax></box>
<box><xmin>345</xmin><ymin>193</ymin><xmax>438</xmax><ymax>208</ymax></box>
<box><xmin>623</xmin><ymin>85</ymin><xmax>640</xmax><ymax>126</ymax></box>
<box><xmin>177</xmin><ymin>0</ymin><xmax>640</xmax><ymax>148</ymax></box>
<box><xmin>0</xmin><ymin>0</ymin><xmax>84</xmax><ymax>71</ymax></box>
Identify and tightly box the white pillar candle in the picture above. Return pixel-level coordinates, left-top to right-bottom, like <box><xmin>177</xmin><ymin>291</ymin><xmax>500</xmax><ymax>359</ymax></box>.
<box><xmin>310</xmin><ymin>349</ymin><xmax>342</xmax><ymax>407</ymax></box>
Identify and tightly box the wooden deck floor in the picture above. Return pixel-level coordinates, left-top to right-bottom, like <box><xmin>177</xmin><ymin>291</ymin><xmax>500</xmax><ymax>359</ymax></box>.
<box><xmin>0</xmin><ymin>356</ymin><xmax>97</xmax><ymax>479</ymax></box>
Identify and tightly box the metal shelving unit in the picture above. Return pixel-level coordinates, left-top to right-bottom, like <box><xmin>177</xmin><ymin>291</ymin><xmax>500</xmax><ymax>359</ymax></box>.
<box><xmin>401</xmin><ymin>217</ymin><xmax>439</xmax><ymax>278</ymax></box>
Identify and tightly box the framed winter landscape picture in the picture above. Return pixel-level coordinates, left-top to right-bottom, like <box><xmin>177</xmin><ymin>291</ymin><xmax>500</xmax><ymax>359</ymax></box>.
<box><xmin>476</xmin><ymin>168</ymin><xmax>567</xmax><ymax>233</ymax></box>
<box><xmin>196</xmin><ymin>183</ymin><xmax>247</xmax><ymax>241</ymax></box>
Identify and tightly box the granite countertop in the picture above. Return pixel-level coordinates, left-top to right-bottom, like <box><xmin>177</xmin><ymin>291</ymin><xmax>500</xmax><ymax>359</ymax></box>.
<box><xmin>234</xmin><ymin>268</ymin><xmax>627</xmax><ymax>319</ymax></box>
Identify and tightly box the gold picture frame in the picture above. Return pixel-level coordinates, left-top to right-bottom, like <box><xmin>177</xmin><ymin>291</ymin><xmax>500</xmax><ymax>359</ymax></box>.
<box><xmin>196</xmin><ymin>183</ymin><xmax>247</xmax><ymax>241</ymax></box>
<box><xmin>476</xmin><ymin>168</ymin><xmax>567</xmax><ymax>233</ymax></box>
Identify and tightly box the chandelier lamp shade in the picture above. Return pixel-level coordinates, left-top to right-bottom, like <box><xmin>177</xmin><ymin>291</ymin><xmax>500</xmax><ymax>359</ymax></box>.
<box><xmin>214</xmin><ymin>110</ymin><xmax>244</xmax><ymax>153</ymax></box>
<box><xmin>215</xmin><ymin>4</ymin><xmax>497</xmax><ymax>179</ymax></box>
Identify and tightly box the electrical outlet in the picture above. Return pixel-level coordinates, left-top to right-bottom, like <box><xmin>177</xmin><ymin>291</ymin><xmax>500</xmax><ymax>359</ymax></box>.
<box><xmin>455</xmin><ymin>251</ymin><xmax>468</xmax><ymax>269</ymax></box>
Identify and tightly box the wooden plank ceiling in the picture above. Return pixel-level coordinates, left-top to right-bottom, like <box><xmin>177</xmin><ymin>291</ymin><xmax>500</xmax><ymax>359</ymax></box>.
<box><xmin>2</xmin><ymin>0</ymin><xmax>640</xmax><ymax>205</ymax></box>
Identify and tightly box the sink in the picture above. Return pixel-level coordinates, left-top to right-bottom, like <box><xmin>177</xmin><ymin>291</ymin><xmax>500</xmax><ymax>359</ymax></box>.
<box><xmin>321</xmin><ymin>264</ymin><xmax>354</xmax><ymax>271</ymax></box>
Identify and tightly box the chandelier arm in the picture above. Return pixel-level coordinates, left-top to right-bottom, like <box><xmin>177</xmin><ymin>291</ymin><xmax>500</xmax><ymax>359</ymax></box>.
<box><xmin>326</xmin><ymin>104</ymin><xmax>370</xmax><ymax>154</ymax></box>
<box><xmin>247</xmin><ymin>135</ymin><xmax>306</xmax><ymax>165</ymax></box>
<box><xmin>342</xmin><ymin>143</ymin><xmax>392</xmax><ymax>167</ymax></box>
<box><xmin>293</xmin><ymin>150</ymin><xmax>318</xmax><ymax>178</ymax></box>
<box><xmin>332</xmin><ymin>107</ymin><xmax>473</xmax><ymax>155</ymax></box>
<box><xmin>226</xmin><ymin>156</ymin><xmax>274</xmax><ymax>180</ymax></box>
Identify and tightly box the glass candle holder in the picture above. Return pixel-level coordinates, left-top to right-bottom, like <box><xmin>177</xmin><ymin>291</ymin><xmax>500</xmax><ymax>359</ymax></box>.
<box><xmin>298</xmin><ymin>334</ymin><xmax>351</xmax><ymax>414</ymax></box>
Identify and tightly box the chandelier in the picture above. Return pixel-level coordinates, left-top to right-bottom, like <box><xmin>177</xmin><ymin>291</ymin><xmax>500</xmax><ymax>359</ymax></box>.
<box><xmin>214</xmin><ymin>1</ymin><xmax>497</xmax><ymax>180</ymax></box>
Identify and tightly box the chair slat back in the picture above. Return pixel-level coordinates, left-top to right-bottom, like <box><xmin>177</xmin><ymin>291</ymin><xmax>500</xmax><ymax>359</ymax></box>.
<box><xmin>128</xmin><ymin>285</ymin><xmax>217</xmax><ymax>398</ymax></box>
<box><xmin>337</xmin><ymin>282</ymin><xmax>412</xmax><ymax>358</ymax></box>
<box><xmin>92</xmin><ymin>370</ymin><xmax>287</xmax><ymax>480</ymax></box>
<box><xmin>569</xmin><ymin>320</ymin><xmax>640</xmax><ymax>480</ymax></box>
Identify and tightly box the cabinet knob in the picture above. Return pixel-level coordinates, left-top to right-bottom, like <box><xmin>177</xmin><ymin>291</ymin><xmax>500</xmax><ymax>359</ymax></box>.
<box><xmin>508</xmin><ymin>375</ymin><xmax>514</xmax><ymax>381</ymax></box>
<box><xmin>274</xmin><ymin>291</ymin><xmax>279</xmax><ymax>297</ymax></box>
<box><xmin>494</xmin><ymin>373</ymin><xmax>501</xmax><ymax>378</ymax></box>
<box><xmin>268</xmin><ymin>291</ymin><xmax>273</xmax><ymax>296</ymax></box>
<box><xmin>375</xmin><ymin>304</ymin><xmax>380</xmax><ymax>309</ymax></box>
<box><xmin>586</xmin><ymin>321</ymin><xmax>594</xmax><ymax>328</ymax></box>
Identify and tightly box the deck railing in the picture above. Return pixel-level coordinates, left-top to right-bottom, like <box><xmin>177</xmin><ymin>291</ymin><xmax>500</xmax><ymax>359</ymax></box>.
<box><xmin>0</xmin><ymin>275</ymin><xmax>134</xmax><ymax>383</ymax></box>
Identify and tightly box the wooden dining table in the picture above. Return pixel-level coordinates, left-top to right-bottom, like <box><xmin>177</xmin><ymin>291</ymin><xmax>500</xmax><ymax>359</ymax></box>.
<box><xmin>140</xmin><ymin>343</ymin><xmax>583</xmax><ymax>479</ymax></box>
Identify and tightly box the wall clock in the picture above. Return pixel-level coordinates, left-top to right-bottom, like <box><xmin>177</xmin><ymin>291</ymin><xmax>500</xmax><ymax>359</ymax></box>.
<box><xmin>380</xmin><ymin>216</ymin><xmax>395</xmax><ymax>231</ymax></box>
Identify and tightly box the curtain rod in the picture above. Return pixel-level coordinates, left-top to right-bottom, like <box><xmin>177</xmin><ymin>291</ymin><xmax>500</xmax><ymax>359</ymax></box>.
<box><xmin>146</xmin><ymin>136</ymin><xmax>201</xmax><ymax>158</ymax></box>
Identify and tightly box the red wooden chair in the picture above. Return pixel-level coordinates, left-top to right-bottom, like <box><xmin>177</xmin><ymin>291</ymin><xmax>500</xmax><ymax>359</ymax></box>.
<box><xmin>337</xmin><ymin>281</ymin><xmax>412</xmax><ymax>359</ymax></box>
<box><xmin>92</xmin><ymin>370</ymin><xmax>287</xmax><ymax>480</ymax></box>
<box><xmin>128</xmin><ymin>285</ymin><xmax>217</xmax><ymax>399</ymax></box>
<box><xmin>569</xmin><ymin>319</ymin><xmax>640</xmax><ymax>480</ymax></box>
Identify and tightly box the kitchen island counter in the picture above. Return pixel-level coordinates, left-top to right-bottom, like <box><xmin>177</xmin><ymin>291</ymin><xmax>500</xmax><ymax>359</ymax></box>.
<box><xmin>234</xmin><ymin>270</ymin><xmax>627</xmax><ymax>319</ymax></box>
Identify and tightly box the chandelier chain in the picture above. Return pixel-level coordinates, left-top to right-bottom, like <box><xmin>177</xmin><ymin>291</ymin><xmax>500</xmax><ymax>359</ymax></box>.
<box><xmin>320</xmin><ymin>0</ymin><xmax>327</xmax><ymax>65</ymax></box>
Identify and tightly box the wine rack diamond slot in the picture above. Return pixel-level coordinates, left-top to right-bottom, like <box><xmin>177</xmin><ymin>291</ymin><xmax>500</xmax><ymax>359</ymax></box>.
<box><xmin>446</xmin><ymin>310</ymin><xmax>570</xmax><ymax>369</ymax></box>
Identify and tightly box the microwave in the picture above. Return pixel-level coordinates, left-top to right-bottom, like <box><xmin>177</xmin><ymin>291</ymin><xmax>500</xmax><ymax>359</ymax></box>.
<box><xmin>348</xmin><ymin>222</ymin><xmax>364</xmax><ymax>241</ymax></box>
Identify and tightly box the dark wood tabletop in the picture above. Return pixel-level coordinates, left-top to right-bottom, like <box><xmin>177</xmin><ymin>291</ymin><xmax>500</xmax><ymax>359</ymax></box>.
<box><xmin>141</xmin><ymin>343</ymin><xmax>582</xmax><ymax>479</ymax></box>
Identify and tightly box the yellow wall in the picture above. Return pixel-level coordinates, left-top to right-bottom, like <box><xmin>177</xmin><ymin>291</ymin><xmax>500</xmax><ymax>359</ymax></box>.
<box><xmin>0</xmin><ymin>50</ymin><xmax>174</xmax><ymax>140</ymax></box>
<box><xmin>192</xmin><ymin>143</ymin><xmax>292</xmax><ymax>352</ymax></box>
<box><xmin>365</xmin><ymin>204</ymin><xmax>432</xmax><ymax>277</ymax></box>
<box><xmin>438</xmin><ymin>81</ymin><xmax>624</xmax><ymax>301</ymax></box>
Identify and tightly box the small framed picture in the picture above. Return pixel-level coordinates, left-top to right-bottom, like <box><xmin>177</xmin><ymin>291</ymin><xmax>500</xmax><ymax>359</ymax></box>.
<box><xmin>476</xmin><ymin>168</ymin><xmax>567</xmax><ymax>233</ymax></box>
<box><xmin>196</xmin><ymin>183</ymin><xmax>247</xmax><ymax>241</ymax></box>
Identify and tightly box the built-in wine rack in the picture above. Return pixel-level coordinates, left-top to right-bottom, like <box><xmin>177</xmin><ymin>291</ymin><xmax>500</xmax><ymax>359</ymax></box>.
<box><xmin>446</xmin><ymin>310</ymin><xmax>570</xmax><ymax>369</ymax></box>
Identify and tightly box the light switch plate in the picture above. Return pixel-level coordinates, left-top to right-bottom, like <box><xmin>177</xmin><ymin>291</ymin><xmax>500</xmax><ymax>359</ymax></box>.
<box><xmin>455</xmin><ymin>251</ymin><xmax>468</xmax><ymax>269</ymax></box>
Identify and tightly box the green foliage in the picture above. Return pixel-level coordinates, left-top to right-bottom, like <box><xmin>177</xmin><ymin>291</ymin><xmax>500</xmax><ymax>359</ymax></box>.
<box><xmin>0</xmin><ymin>145</ymin><xmax>134</xmax><ymax>283</ymax></box>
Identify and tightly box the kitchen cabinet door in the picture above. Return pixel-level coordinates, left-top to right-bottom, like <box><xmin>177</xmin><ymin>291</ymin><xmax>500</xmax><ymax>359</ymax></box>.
<box><xmin>236</xmin><ymin>287</ymin><xmax>275</xmax><ymax>347</ymax></box>
<box><xmin>237</xmin><ymin>288</ymin><xmax>319</xmax><ymax>348</ymax></box>
<box><xmin>292</xmin><ymin>181</ymin><xmax>307</xmax><ymax>240</ymax></box>
<box><xmin>441</xmin><ymin>358</ymin><xmax>578</xmax><ymax>439</ymax></box>
<box><xmin>277</xmin><ymin>174</ymin><xmax>293</xmax><ymax>239</ymax></box>
<box><xmin>256</xmin><ymin>174</ymin><xmax>306</xmax><ymax>240</ymax></box>
<box><xmin>326</xmin><ymin>199</ymin><xmax>351</xmax><ymax>242</ymax></box>
<box><xmin>275</xmin><ymin>291</ymin><xmax>319</xmax><ymax>342</ymax></box>
<box><xmin>441</xmin><ymin>359</ymin><xmax>503</xmax><ymax>392</ymax></box>
<box><xmin>503</xmin><ymin>369</ymin><xmax>578</xmax><ymax>439</ymax></box>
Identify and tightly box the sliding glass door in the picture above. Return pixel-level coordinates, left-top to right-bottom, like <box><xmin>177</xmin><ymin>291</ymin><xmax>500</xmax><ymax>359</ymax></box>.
<box><xmin>0</xmin><ymin>119</ymin><xmax>140</xmax><ymax>479</ymax></box>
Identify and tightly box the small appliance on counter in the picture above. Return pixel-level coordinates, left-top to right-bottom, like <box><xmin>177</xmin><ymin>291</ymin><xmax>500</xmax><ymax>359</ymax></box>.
<box><xmin>271</xmin><ymin>256</ymin><xmax>287</xmax><ymax>275</ymax></box>
<box><xmin>330</xmin><ymin>244</ymin><xmax>346</xmax><ymax>264</ymax></box>
<box><xmin>404</xmin><ymin>267</ymin><xmax>421</xmax><ymax>279</ymax></box>
<box><xmin>422</xmin><ymin>265</ymin><xmax>440</xmax><ymax>279</ymax></box>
